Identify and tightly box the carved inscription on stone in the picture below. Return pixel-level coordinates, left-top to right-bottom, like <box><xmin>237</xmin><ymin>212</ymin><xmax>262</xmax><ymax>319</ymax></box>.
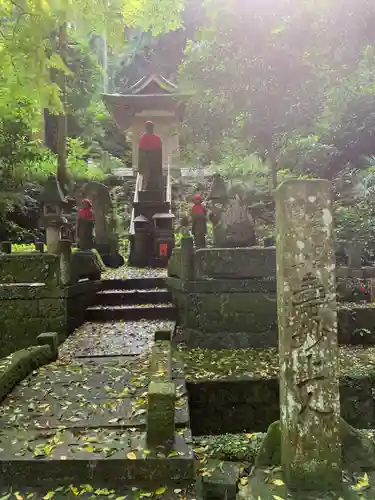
<box><xmin>291</xmin><ymin>272</ymin><xmax>334</xmax><ymax>418</ymax></box>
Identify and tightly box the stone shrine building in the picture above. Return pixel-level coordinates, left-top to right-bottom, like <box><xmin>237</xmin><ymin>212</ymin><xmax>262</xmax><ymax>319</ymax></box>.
<box><xmin>102</xmin><ymin>74</ymin><xmax>188</xmax><ymax>174</ymax></box>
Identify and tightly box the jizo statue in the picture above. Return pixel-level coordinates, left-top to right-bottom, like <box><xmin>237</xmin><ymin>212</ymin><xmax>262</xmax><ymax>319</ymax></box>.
<box><xmin>138</xmin><ymin>121</ymin><xmax>163</xmax><ymax>191</ymax></box>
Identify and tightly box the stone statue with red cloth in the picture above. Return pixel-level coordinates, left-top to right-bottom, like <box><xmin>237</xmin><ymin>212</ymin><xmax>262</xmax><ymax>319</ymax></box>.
<box><xmin>191</xmin><ymin>194</ymin><xmax>207</xmax><ymax>248</ymax></box>
<box><xmin>138</xmin><ymin>121</ymin><xmax>163</xmax><ymax>191</ymax></box>
<box><xmin>76</xmin><ymin>198</ymin><xmax>95</xmax><ymax>250</ymax></box>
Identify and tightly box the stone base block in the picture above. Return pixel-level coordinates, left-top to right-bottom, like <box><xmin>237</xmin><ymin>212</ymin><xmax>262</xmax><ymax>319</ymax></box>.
<box><xmin>197</xmin><ymin>460</ymin><xmax>240</xmax><ymax>500</ymax></box>
<box><xmin>37</xmin><ymin>332</ymin><xmax>58</xmax><ymax>359</ymax></box>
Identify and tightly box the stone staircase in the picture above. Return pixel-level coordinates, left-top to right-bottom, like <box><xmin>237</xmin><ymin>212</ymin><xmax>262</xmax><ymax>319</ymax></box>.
<box><xmin>86</xmin><ymin>278</ymin><xmax>176</xmax><ymax>322</ymax></box>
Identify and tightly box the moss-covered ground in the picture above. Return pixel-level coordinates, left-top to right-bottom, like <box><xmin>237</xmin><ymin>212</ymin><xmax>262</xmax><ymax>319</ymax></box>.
<box><xmin>178</xmin><ymin>345</ymin><xmax>375</xmax><ymax>381</ymax></box>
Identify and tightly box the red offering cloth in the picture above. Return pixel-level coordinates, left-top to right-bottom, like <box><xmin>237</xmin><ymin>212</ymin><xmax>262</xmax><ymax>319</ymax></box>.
<box><xmin>138</xmin><ymin>133</ymin><xmax>162</xmax><ymax>151</ymax></box>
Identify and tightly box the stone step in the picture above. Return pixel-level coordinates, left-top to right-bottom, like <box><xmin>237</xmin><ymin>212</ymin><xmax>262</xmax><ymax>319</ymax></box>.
<box><xmin>85</xmin><ymin>304</ymin><xmax>177</xmax><ymax>322</ymax></box>
<box><xmin>0</xmin><ymin>483</ymin><xmax>198</xmax><ymax>499</ymax></box>
<box><xmin>0</xmin><ymin>429</ymin><xmax>195</xmax><ymax>489</ymax></box>
<box><xmin>95</xmin><ymin>289</ymin><xmax>172</xmax><ymax>306</ymax></box>
<box><xmin>99</xmin><ymin>278</ymin><xmax>167</xmax><ymax>291</ymax></box>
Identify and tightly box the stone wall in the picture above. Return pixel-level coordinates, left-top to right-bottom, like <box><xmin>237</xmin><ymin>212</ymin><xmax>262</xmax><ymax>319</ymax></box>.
<box><xmin>169</xmin><ymin>277</ymin><xmax>277</xmax><ymax>347</ymax></box>
<box><xmin>195</xmin><ymin>247</ymin><xmax>276</xmax><ymax>279</ymax></box>
<box><xmin>0</xmin><ymin>252</ymin><xmax>99</xmax><ymax>357</ymax></box>
<box><xmin>187</xmin><ymin>375</ymin><xmax>375</xmax><ymax>435</ymax></box>
<box><xmin>168</xmin><ymin>240</ymin><xmax>375</xmax><ymax>348</ymax></box>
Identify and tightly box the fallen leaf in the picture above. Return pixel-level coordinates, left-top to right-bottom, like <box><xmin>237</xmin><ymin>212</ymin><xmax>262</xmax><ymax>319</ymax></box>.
<box><xmin>127</xmin><ymin>451</ymin><xmax>137</xmax><ymax>460</ymax></box>
<box><xmin>271</xmin><ymin>479</ymin><xmax>284</xmax><ymax>486</ymax></box>
<box><xmin>155</xmin><ymin>487</ymin><xmax>167</xmax><ymax>495</ymax></box>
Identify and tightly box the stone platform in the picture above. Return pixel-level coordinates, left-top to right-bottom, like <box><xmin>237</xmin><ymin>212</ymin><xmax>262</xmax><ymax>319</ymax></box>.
<box><xmin>179</xmin><ymin>345</ymin><xmax>375</xmax><ymax>435</ymax></box>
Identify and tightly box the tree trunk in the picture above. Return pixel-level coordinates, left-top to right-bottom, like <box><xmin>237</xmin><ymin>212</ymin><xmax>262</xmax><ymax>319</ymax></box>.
<box><xmin>45</xmin><ymin>23</ymin><xmax>72</xmax><ymax>196</ymax></box>
<box><xmin>269</xmin><ymin>149</ymin><xmax>277</xmax><ymax>191</ymax></box>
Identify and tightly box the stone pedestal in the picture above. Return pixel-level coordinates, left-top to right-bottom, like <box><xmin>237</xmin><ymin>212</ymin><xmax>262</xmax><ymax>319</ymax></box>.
<box><xmin>180</xmin><ymin>237</ymin><xmax>194</xmax><ymax>280</ymax></box>
<box><xmin>275</xmin><ymin>180</ymin><xmax>341</xmax><ymax>491</ymax></box>
<box><xmin>58</xmin><ymin>239</ymin><xmax>73</xmax><ymax>286</ymax></box>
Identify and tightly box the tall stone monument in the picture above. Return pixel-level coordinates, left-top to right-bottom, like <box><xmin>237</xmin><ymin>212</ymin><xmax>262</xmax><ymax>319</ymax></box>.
<box><xmin>275</xmin><ymin>180</ymin><xmax>341</xmax><ymax>491</ymax></box>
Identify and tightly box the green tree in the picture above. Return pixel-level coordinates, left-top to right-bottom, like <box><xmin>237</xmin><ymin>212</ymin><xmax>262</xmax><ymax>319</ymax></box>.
<box><xmin>179</xmin><ymin>0</ymin><xmax>375</xmax><ymax>186</ymax></box>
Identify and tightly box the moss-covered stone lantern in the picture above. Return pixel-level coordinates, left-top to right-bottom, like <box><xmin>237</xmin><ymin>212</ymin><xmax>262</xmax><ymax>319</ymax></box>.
<box><xmin>39</xmin><ymin>176</ymin><xmax>66</xmax><ymax>253</ymax></box>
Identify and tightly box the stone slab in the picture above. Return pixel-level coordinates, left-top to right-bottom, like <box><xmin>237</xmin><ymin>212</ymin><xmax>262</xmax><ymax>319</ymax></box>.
<box><xmin>0</xmin><ymin>429</ymin><xmax>195</xmax><ymax>487</ymax></box>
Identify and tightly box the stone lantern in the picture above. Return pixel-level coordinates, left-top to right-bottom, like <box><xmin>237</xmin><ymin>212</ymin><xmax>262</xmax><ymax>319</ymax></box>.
<box><xmin>39</xmin><ymin>176</ymin><xmax>66</xmax><ymax>254</ymax></box>
<box><xmin>152</xmin><ymin>213</ymin><xmax>175</xmax><ymax>265</ymax></box>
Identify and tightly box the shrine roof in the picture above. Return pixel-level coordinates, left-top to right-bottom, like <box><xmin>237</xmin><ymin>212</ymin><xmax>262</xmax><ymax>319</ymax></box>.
<box><xmin>101</xmin><ymin>74</ymin><xmax>193</xmax><ymax>130</ymax></box>
<box><xmin>127</xmin><ymin>74</ymin><xmax>178</xmax><ymax>95</ymax></box>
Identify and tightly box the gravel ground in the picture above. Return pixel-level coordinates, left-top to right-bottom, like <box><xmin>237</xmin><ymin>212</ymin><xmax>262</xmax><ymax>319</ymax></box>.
<box><xmin>60</xmin><ymin>320</ymin><xmax>176</xmax><ymax>358</ymax></box>
<box><xmin>102</xmin><ymin>266</ymin><xmax>167</xmax><ymax>280</ymax></box>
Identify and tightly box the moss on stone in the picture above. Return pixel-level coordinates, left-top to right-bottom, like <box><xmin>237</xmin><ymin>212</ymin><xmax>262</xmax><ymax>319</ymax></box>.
<box><xmin>37</xmin><ymin>332</ymin><xmax>58</xmax><ymax>359</ymax></box>
<box><xmin>254</xmin><ymin>420</ymin><xmax>281</xmax><ymax>468</ymax></box>
<box><xmin>150</xmin><ymin>340</ymin><xmax>172</xmax><ymax>381</ymax></box>
<box><xmin>0</xmin><ymin>254</ymin><xmax>59</xmax><ymax>285</ymax></box>
<box><xmin>71</xmin><ymin>249</ymin><xmax>104</xmax><ymax>281</ymax></box>
<box><xmin>254</xmin><ymin>418</ymin><xmax>375</xmax><ymax>474</ymax></box>
<box><xmin>147</xmin><ymin>380</ymin><xmax>175</xmax><ymax>448</ymax></box>
<box><xmin>0</xmin><ymin>345</ymin><xmax>55</xmax><ymax>403</ymax></box>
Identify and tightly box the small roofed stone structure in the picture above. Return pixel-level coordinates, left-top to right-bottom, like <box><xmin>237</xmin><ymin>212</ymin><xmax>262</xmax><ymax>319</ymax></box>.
<box><xmin>102</xmin><ymin>74</ymin><xmax>190</xmax><ymax>173</ymax></box>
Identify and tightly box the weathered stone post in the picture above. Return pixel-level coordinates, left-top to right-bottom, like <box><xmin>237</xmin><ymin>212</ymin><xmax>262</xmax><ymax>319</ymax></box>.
<box><xmin>1</xmin><ymin>242</ymin><xmax>12</xmax><ymax>254</ymax></box>
<box><xmin>347</xmin><ymin>241</ymin><xmax>363</xmax><ymax>269</ymax></box>
<box><xmin>58</xmin><ymin>239</ymin><xmax>73</xmax><ymax>286</ymax></box>
<box><xmin>147</xmin><ymin>339</ymin><xmax>175</xmax><ymax>449</ymax></box>
<box><xmin>180</xmin><ymin>236</ymin><xmax>194</xmax><ymax>280</ymax></box>
<box><xmin>35</xmin><ymin>241</ymin><xmax>45</xmax><ymax>253</ymax></box>
<box><xmin>275</xmin><ymin>180</ymin><xmax>341</xmax><ymax>491</ymax></box>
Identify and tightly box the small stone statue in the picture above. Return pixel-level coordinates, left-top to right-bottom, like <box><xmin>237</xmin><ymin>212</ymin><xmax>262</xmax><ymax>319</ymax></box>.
<box><xmin>138</xmin><ymin>121</ymin><xmax>163</xmax><ymax>191</ymax></box>
<box><xmin>219</xmin><ymin>195</ymin><xmax>257</xmax><ymax>247</ymax></box>
<box><xmin>76</xmin><ymin>198</ymin><xmax>95</xmax><ymax>250</ymax></box>
<box><xmin>190</xmin><ymin>193</ymin><xmax>207</xmax><ymax>248</ymax></box>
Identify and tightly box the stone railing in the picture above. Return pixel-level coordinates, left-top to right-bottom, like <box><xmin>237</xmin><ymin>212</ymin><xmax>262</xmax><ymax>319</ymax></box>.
<box><xmin>0</xmin><ymin>240</ymin><xmax>75</xmax><ymax>288</ymax></box>
<box><xmin>0</xmin><ymin>240</ymin><xmax>99</xmax><ymax>357</ymax></box>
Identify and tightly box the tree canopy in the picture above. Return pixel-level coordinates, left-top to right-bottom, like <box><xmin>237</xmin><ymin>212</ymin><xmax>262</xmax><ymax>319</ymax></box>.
<box><xmin>179</xmin><ymin>0</ymin><xmax>375</xmax><ymax>184</ymax></box>
<box><xmin>0</xmin><ymin>0</ymin><xmax>185</xmax><ymax>126</ymax></box>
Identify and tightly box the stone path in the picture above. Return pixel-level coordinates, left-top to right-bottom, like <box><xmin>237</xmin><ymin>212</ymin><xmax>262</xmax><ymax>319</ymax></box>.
<box><xmin>0</xmin><ymin>292</ymin><xmax>192</xmax><ymax>496</ymax></box>
<box><xmin>102</xmin><ymin>266</ymin><xmax>167</xmax><ymax>281</ymax></box>
<box><xmin>62</xmin><ymin>320</ymin><xmax>175</xmax><ymax>357</ymax></box>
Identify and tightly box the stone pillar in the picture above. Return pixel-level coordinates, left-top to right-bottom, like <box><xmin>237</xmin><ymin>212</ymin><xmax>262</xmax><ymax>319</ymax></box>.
<box><xmin>347</xmin><ymin>241</ymin><xmax>363</xmax><ymax>269</ymax></box>
<box><xmin>58</xmin><ymin>239</ymin><xmax>73</xmax><ymax>285</ymax></box>
<box><xmin>35</xmin><ymin>241</ymin><xmax>45</xmax><ymax>253</ymax></box>
<box><xmin>275</xmin><ymin>180</ymin><xmax>341</xmax><ymax>491</ymax></box>
<box><xmin>1</xmin><ymin>242</ymin><xmax>12</xmax><ymax>254</ymax></box>
<box><xmin>46</xmin><ymin>223</ymin><xmax>61</xmax><ymax>254</ymax></box>
<box><xmin>180</xmin><ymin>236</ymin><xmax>194</xmax><ymax>280</ymax></box>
